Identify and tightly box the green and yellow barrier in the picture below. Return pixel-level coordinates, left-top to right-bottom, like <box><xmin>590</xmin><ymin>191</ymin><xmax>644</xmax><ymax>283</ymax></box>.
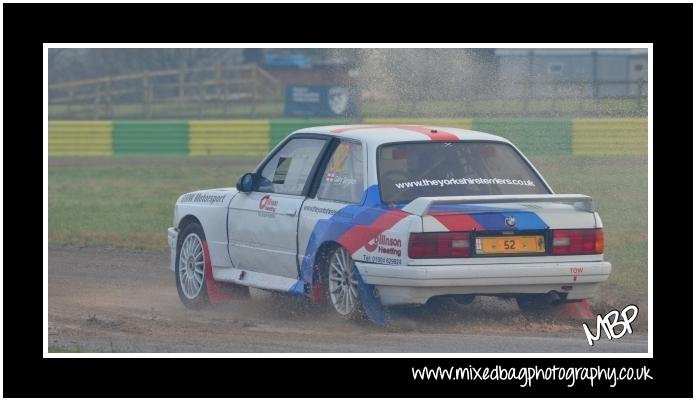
<box><xmin>472</xmin><ymin>118</ymin><xmax>573</xmax><ymax>156</ymax></box>
<box><xmin>113</xmin><ymin>121</ymin><xmax>189</xmax><ymax>155</ymax></box>
<box><xmin>190</xmin><ymin>120</ymin><xmax>269</xmax><ymax>156</ymax></box>
<box><xmin>48</xmin><ymin>121</ymin><xmax>112</xmax><ymax>156</ymax></box>
<box><xmin>571</xmin><ymin>118</ymin><xmax>647</xmax><ymax>156</ymax></box>
<box><xmin>47</xmin><ymin>118</ymin><xmax>648</xmax><ymax>157</ymax></box>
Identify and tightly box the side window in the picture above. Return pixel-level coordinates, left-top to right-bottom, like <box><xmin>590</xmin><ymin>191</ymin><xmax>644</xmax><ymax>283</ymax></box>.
<box><xmin>258</xmin><ymin>138</ymin><xmax>326</xmax><ymax>195</ymax></box>
<box><xmin>316</xmin><ymin>141</ymin><xmax>364</xmax><ymax>204</ymax></box>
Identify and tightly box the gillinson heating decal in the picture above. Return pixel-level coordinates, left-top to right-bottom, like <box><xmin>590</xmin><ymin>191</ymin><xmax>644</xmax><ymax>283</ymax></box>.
<box><xmin>258</xmin><ymin>194</ymin><xmax>278</xmax><ymax>218</ymax></box>
<box><xmin>361</xmin><ymin>233</ymin><xmax>403</xmax><ymax>265</ymax></box>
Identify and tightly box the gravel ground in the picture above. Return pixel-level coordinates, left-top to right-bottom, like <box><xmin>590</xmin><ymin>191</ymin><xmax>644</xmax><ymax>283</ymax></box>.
<box><xmin>47</xmin><ymin>246</ymin><xmax>648</xmax><ymax>353</ymax></box>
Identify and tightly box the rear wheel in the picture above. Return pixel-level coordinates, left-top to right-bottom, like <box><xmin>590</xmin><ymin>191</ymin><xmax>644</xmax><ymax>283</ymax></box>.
<box><xmin>175</xmin><ymin>222</ymin><xmax>209</xmax><ymax>309</ymax></box>
<box><xmin>326</xmin><ymin>247</ymin><xmax>364</xmax><ymax>320</ymax></box>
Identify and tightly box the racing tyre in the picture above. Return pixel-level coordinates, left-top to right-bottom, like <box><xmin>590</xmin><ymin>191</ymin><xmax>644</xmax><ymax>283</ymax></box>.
<box><xmin>325</xmin><ymin>246</ymin><xmax>365</xmax><ymax>320</ymax></box>
<box><xmin>175</xmin><ymin>222</ymin><xmax>209</xmax><ymax>309</ymax></box>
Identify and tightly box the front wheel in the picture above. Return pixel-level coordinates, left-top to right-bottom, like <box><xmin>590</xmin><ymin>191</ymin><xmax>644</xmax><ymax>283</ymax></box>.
<box><xmin>326</xmin><ymin>247</ymin><xmax>364</xmax><ymax>320</ymax></box>
<box><xmin>175</xmin><ymin>222</ymin><xmax>209</xmax><ymax>309</ymax></box>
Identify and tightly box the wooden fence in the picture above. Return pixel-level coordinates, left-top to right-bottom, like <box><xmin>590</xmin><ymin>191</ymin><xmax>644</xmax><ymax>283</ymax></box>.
<box><xmin>48</xmin><ymin>64</ymin><xmax>283</xmax><ymax>119</ymax></box>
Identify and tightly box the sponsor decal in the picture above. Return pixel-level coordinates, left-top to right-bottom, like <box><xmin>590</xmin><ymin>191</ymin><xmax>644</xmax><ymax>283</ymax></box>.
<box><xmin>258</xmin><ymin>211</ymin><xmax>275</xmax><ymax>218</ymax></box>
<box><xmin>361</xmin><ymin>254</ymin><xmax>402</xmax><ymax>265</ymax></box>
<box><xmin>257</xmin><ymin>194</ymin><xmax>279</xmax><ymax>218</ymax></box>
<box><xmin>180</xmin><ymin>192</ymin><xmax>227</xmax><ymax>204</ymax></box>
<box><xmin>303</xmin><ymin>205</ymin><xmax>338</xmax><ymax>215</ymax></box>
<box><xmin>325</xmin><ymin>173</ymin><xmax>357</xmax><ymax>185</ymax></box>
<box><xmin>258</xmin><ymin>194</ymin><xmax>278</xmax><ymax>212</ymax></box>
<box><xmin>364</xmin><ymin>233</ymin><xmax>402</xmax><ymax>258</ymax></box>
<box><xmin>302</xmin><ymin>205</ymin><xmax>355</xmax><ymax>219</ymax></box>
<box><xmin>394</xmin><ymin>177</ymin><xmax>536</xmax><ymax>189</ymax></box>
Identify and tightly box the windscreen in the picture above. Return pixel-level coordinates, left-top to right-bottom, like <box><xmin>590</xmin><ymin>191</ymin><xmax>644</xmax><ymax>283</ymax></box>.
<box><xmin>378</xmin><ymin>141</ymin><xmax>550</xmax><ymax>204</ymax></box>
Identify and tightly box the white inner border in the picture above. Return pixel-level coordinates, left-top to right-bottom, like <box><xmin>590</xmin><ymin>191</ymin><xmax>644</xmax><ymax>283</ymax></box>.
<box><xmin>43</xmin><ymin>43</ymin><xmax>653</xmax><ymax>359</ymax></box>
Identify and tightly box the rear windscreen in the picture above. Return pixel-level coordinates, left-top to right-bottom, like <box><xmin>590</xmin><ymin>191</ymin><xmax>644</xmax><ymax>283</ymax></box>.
<box><xmin>378</xmin><ymin>142</ymin><xmax>550</xmax><ymax>204</ymax></box>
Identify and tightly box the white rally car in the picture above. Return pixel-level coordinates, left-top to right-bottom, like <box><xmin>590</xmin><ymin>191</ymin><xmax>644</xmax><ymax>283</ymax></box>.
<box><xmin>167</xmin><ymin>125</ymin><xmax>611</xmax><ymax>324</ymax></box>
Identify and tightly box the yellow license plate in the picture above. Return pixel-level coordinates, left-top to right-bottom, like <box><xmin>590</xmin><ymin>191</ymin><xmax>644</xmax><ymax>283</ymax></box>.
<box><xmin>475</xmin><ymin>235</ymin><xmax>545</xmax><ymax>255</ymax></box>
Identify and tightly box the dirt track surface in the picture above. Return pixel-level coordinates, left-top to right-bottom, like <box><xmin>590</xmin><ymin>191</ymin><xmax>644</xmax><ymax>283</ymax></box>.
<box><xmin>48</xmin><ymin>247</ymin><xmax>648</xmax><ymax>353</ymax></box>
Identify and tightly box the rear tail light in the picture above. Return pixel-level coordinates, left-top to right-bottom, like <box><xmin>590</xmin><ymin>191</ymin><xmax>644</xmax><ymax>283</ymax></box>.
<box><xmin>408</xmin><ymin>232</ymin><xmax>471</xmax><ymax>258</ymax></box>
<box><xmin>552</xmin><ymin>228</ymin><xmax>604</xmax><ymax>255</ymax></box>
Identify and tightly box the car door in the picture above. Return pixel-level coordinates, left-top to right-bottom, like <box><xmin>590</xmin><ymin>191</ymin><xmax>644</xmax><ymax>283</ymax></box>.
<box><xmin>228</xmin><ymin>136</ymin><xmax>329</xmax><ymax>278</ymax></box>
<box><xmin>298</xmin><ymin>139</ymin><xmax>366</xmax><ymax>279</ymax></box>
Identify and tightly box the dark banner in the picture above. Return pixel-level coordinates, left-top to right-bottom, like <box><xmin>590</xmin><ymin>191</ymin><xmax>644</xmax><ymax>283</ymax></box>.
<box><xmin>284</xmin><ymin>85</ymin><xmax>360</xmax><ymax>117</ymax></box>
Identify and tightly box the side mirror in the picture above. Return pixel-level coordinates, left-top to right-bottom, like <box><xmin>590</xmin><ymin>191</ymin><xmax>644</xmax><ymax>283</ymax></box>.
<box><xmin>236</xmin><ymin>173</ymin><xmax>256</xmax><ymax>192</ymax></box>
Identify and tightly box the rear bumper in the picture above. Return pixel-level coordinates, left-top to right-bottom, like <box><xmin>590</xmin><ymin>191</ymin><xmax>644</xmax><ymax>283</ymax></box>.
<box><xmin>167</xmin><ymin>227</ymin><xmax>178</xmax><ymax>271</ymax></box>
<box><xmin>355</xmin><ymin>260</ymin><xmax>611</xmax><ymax>306</ymax></box>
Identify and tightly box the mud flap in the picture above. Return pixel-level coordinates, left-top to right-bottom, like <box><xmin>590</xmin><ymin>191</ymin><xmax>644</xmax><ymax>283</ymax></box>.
<box><xmin>553</xmin><ymin>299</ymin><xmax>594</xmax><ymax>320</ymax></box>
<box><xmin>354</xmin><ymin>270</ymin><xmax>389</xmax><ymax>326</ymax></box>
<box><xmin>310</xmin><ymin>281</ymin><xmax>325</xmax><ymax>304</ymax></box>
<box><xmin>202</xmin><ymin>240</ymin><xmax>249</xmax><ymax>304</ymax></box>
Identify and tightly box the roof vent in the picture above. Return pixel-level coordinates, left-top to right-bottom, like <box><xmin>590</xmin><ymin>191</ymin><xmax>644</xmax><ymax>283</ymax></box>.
<box><xmin>430</xmin><ymin>129</ymin><xmax>438</xmax><ymax>133</ymax></box>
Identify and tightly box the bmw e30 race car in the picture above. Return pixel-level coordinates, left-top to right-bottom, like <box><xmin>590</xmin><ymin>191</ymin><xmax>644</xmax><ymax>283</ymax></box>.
<box><xmin>167</xmin><ymin>125</ymin><xmax>611</xmax><ymax>324</ymax></box>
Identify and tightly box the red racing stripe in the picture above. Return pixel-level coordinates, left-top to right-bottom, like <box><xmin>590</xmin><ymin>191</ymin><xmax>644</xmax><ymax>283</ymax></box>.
<box><xmin>331</xmin><ymin>125</ymin><xmax>459</xmax><ymax>141</ymax></box>
<box><xmin>430</xmin><ymin>213</ymin><xmax>485</xmax><ymax>232</ymax></box>
<box><xmin>395</xmin><ymin>125</ymin><xmax>460</xmax><ymax>141</ymax></box>
<box><xmin>331</xmin><ymin>125</ymin><xmax>372</xmax><ymax>133</ymax></box>
<box><xmin>338</xmin><ymin>210</ymin><xmax>409</xmax><ymax>254</ymax></box>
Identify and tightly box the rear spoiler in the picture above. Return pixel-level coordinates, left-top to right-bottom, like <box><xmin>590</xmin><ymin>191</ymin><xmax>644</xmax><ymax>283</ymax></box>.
<box><xmin>401</xmin><ymin>194</ymin><xmax>594</xmax><ymax>216</ymax></box>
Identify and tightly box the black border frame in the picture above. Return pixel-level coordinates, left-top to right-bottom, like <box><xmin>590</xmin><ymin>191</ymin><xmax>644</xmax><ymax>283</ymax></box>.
<box><xmin>4</xmin><ymin>1</ymin><xmax>691</xmax><ymax>398</ymax></box>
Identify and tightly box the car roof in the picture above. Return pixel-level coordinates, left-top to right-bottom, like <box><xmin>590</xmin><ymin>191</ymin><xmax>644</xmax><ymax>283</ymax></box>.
<box><xmin>291</xmin><ymin>124</ymin><xmax>511</xmax><ymax>146</ymax></box>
